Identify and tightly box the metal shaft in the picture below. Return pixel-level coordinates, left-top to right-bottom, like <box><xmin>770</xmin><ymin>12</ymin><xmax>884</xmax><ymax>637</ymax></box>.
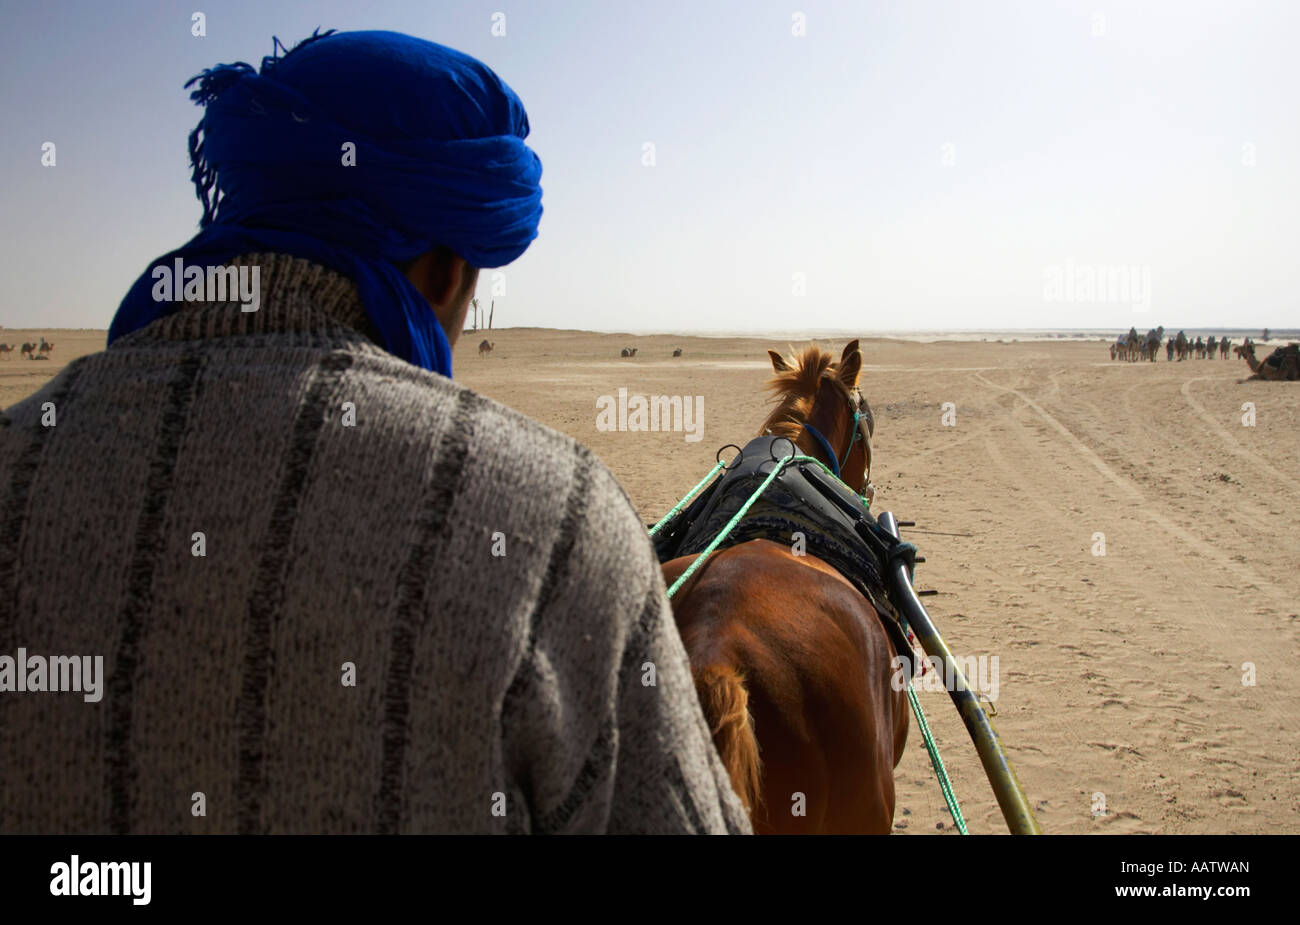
<box><xmin>877</xmin><ymin>511</ymin><xmax>1042</xmax><ymax>835</ymax></box>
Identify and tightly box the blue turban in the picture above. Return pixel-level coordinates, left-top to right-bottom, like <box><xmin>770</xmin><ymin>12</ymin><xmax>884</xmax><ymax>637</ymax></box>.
<box><xmin>107</xmin><ymin>30</ymin><xmax>543</xmax><ymax>377</ymax></box>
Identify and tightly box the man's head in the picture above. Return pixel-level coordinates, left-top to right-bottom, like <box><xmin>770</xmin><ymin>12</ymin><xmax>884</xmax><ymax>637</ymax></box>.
<box><xmin>109</xmin><ymin>30</ymin><xmax>543</xmax><ymax>371</ymax></box>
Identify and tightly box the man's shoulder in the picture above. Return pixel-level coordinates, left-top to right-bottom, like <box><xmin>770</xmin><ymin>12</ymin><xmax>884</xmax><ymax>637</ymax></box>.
<box><xmin>347</xmin><ymin>351</ymin><xmax>590</xmax><ymax>465</ymax></box>
<box><xmin>343</xmin><ymin>351</ymin><xmax>643</xmax><ymax>520</ymax></box>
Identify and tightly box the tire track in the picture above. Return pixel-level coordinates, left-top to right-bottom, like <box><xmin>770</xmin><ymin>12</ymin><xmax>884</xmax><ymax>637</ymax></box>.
<box><xmin>1179</xmin><ymin>378</ymin><xmax>1300</xmax><ymax>494</ymax></box>
<box><xmin>972</xmin><ymin>372</ymin><xmax>1285</xmax><ymax>602</ymax></box>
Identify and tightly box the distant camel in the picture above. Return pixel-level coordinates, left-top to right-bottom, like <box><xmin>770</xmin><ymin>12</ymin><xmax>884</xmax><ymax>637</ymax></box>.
<box><xmin>1175</xmin><ymin>330</ymin><xmax>1189</xmax><ymax>361</ymax></box>
<box><xmin>1238</xmin><ymin>341</ymin><xmax>1300</xmax><ymax>381</ymax></box>
<box><xmin>1166</xmin><ymin>338</ymin><xmax>1174</xmax><ymax>361</ymax></box>
<box><xmin>0</xmin><ymin>344</ymin><xmax>12</xmax><ymax>359</ymax></box>
<box><xmin>672</xmin><ymin>348</ymin><xmax>682</xmax><ymax>357</ymax></box>
<box><xmin>20</xmin><ymin>342</ymin><xmax>38</xmax><ymax>358</ymax></box>
<box><xmin>1206</xmin><ymin>335</ymin><xmax>1217</xmax><ymax>358</ymax></box>
<box><xmin>620</xmin><ymin>347</ymin><xmax>637</xmax><ymax>357</ymax></box>
<box><xmin>1109</xmin><ymin>343</ymin><xmax>1117</xmax><ymax>361</ymax></box>
<box><xmin>37</xmin><ymin>339</ymin><xmax>53</xmax><ymax>356</ymax></box>
<box><xmin>478</xmin><ymin>339</ymin><xmax>494</xmax><ymax>357</ymax></box>
<box><xmin>1219</xmin><ymin>337</ymin><xmax>1231</xmax><ymax>359</ymax></box>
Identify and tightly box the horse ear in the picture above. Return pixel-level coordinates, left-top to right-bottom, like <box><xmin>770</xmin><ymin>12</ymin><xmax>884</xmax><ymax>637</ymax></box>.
<box><xmin>768</xmin><ymin>349</ymin><xmax>791</xmax><ymax>372</ymax></box>
<box><xmin>838</xmin><ymin>340</ymin><xmax>862</xmax><ymax>386</ymax></box>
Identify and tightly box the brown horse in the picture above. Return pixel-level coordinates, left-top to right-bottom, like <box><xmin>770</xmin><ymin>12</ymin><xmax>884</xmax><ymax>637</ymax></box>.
<box><xmin>662</xmin><ymin>340</ymin><xmax>908</xmax><ymax>834</ymax></box>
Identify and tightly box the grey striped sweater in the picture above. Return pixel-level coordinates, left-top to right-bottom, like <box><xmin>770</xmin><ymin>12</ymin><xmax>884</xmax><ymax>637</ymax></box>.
<box><xmin>0</xmin><ymin>253</ymin><xmax>750</xmax><ymax>834</ymax></box>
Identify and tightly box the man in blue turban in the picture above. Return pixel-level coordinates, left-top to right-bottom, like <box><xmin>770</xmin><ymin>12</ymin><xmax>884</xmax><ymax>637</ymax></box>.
<box><xmin>0</xmin><ymin>31</ymin><xmax>750</xmax><ymax>835</ymax></box>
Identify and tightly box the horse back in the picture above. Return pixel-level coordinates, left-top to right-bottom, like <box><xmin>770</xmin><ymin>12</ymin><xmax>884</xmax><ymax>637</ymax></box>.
<box><xmin>665</xmin><ymin>539</ymin><xmax>908</xmax><ymax>833</ymax></box>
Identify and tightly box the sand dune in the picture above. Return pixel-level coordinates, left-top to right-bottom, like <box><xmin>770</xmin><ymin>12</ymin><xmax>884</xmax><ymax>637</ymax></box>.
<box><xmin>5</xmin><ymin>326</ymin><xmax>1297</xmax><ymax>834</ymax></box>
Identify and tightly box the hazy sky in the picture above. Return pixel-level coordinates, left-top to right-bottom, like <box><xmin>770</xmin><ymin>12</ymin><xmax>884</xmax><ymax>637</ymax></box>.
<box><xmin>2</xmin><ymin>0</ymin><xmax>1297</xmax><ymax>332</ymax></box>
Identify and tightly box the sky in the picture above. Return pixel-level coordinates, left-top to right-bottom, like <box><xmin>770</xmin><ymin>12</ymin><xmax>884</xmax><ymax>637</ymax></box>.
<box><xmin>1</xmin><ymin>0</ymin><xmax>1297</xmax><ymax>333</ymax></box>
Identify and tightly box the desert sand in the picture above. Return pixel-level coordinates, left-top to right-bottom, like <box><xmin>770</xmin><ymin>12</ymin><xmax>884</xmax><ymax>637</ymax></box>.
<box><xmin>5</xmin><ymin>326</ymin><xmax>1298</xmax><ymax>835</ymax></box>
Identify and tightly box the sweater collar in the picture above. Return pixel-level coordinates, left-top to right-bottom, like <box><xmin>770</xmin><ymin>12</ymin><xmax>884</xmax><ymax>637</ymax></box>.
<box><xmin>109</xmin><ymin>252</ymin><xmax>385</xmax><ymax>348</ymax></box>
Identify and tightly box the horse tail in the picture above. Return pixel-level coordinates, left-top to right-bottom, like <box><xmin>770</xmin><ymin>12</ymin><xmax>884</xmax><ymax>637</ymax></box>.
<box><xmin>694</xmin><ymin>664</ymin><xmax>762</xmax><ymax>817</ymax></box>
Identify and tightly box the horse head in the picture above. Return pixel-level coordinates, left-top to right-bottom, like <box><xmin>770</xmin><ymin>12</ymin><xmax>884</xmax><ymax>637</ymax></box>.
<box><xmin>762</xmin><ymin>339</ymin><xmax>874</xmax><ymax>500</ymax></box>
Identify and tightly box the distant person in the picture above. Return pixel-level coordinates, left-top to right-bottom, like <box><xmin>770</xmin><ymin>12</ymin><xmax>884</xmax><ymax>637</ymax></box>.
<box><xmin>0</xmin><ymin>30</ymin><xmax>748</xmax><ymax>834</ymax></box>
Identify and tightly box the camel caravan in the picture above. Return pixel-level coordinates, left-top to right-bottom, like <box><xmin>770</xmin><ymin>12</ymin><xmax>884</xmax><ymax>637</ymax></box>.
<box><xmin>0</xmin><ymin>338</ymin><xmax>54</xmax><ymax>360</ymax></box>
<box><xmin>1107</xmin><ymin>326</ymin><xmax>1297</xmax><ymax>380</ymax></box>
<box><xmin>1109</xmin><ymin>326</ymin><xmax>1166</xmax><ymax>361</ymax></box>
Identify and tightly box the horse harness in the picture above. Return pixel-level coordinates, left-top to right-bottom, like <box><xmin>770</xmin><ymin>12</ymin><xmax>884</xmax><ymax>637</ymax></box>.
<box><xmin>653</xmin><ymin>435</ymin><xmax>917</xmax><ymax>675</ymax></box>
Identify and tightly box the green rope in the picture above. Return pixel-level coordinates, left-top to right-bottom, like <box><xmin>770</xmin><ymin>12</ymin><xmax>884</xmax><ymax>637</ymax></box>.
<box><xmin>648</xmin><ymin>460</ymin><xmax>726</xmax><ymax>537</ymax></box>
<box><xmin>906</xmin><ymin>680</ymin><xmax>969</xmax><ymax>834</ymax></box>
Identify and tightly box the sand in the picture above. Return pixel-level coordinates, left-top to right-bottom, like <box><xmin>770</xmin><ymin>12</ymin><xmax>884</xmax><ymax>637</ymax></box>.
<box><xmin>5</xmin><ymin>325</ymin><xmax>1298</xmax><ymax>834</ymax></box>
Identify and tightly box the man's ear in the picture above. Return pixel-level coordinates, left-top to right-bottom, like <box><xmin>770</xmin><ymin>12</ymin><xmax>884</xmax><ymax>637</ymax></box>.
<box><xmin>838</xmin><ymin>339</ymin><xmax>862</xmax><ymax>387</ymax></box>
<box><xmin>769</xmin><ymin>349</ymin><xmax>791</xmax><ymax>372</ymax></box>
<box><xmin>402</xmin><ymin>247</ymin><xmax>478</xmax><ymax>346</ymax></box>
<box><xmin>405</xmin><ymin>247</ymin><xmax>474</xmax><ymax>308</ymax></box>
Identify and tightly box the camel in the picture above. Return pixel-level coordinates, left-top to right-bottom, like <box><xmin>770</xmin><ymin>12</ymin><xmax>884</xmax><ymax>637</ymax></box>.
<box><xmin>478</xmin><ymin>339</ymin><xmax>494</xmax><ymax>357</ymax></box>
<box><xmin>1207</xmin><ymin>335</ymin><xmax>1217</xmax><ymax>358</ymax></box>
<box><xmin>1144</xmin><ymin>326</ymin><xmax>1164</xmax><ymax>362</ymax></box>
<box><xmin>1109</xmin><ymin>343</ymin><xmax>1117</xmax><ymax>361</ymax></box>
<box><xmin>1166</xmin><ymin>338</ymin><xmax>1174</xmax><ymax>361</ymax></box>
<box><xmin>1238</xmin><ymin>341</ymin><xmax>1300</xmax><ymax>381</ymax></box>
<box><xmin>0</xmin><ymin>344</ymin><xmax>12</xmax><ymax>359</ymax></box>
<box><xmin>672</xmin><ymin>348</ymin><xmax>682</xmax><ymax>357</ymax></box>
<box><xmin>1219</xmin><ymin>337</ymin><xmax>1230</xmax><ymax>359</ymax></box>
<box><xmin>20</xmin><ymin>342</ymin><xmax>38</xmax><ymax>359</ymax></box>
<box><xmin>620</xmin><ymin>347</ymin><xmax>638</xmax><ymax>358</ymax></box>
<box><xmin>1175</xmin><ymin>330</ymin><xmax>1189</xmax><ymax>361</ymax></box>
<box><xmin>37</xmin><ymin>339</ymin><xmax>53</xmax><ymax>356</ymax></box>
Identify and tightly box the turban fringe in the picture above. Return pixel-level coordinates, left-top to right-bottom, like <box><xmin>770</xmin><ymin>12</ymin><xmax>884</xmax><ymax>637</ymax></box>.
<box><xmin>108</xmin><ymin>30</ymin><xmax>544</xmax><ymax>377</ymax></box>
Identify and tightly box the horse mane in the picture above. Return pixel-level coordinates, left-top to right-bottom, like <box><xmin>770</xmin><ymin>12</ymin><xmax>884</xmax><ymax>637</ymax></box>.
<box><xmin>760</xmin><ymin>344</ymin><xmax>845</xmax><ymax>439</ymax></box>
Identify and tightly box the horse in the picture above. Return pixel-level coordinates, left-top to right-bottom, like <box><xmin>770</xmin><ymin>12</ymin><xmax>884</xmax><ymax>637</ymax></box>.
<box><xmin>660</xmin><ymin>339</ymin><xmax>908</xmax><ymax>834</ymax></box>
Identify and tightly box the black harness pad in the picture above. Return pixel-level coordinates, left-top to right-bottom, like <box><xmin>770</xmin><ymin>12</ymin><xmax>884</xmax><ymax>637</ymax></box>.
<box><xmin>654</xmin><ymin>436</ymin><xmax>915</xmax><ymax>668</ymax></box>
